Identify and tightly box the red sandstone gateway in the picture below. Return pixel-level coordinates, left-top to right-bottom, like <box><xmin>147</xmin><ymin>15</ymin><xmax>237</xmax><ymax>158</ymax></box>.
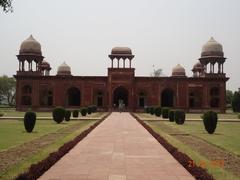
<box><xmin>14</xmin><ymin>35</ymin><xmax>228</xmax><ymax>112</ymax></box>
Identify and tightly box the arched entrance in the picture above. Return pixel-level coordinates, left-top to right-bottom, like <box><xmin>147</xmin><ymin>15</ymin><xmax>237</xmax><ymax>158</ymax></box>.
<box><xmin>161</xmin><ymin>89</ymin><xmax>174</xmax><ymax>107</ymax></box>
<box><xmin>113</xmin><ymin>86</ymin><xmax>128</xmax><ymax>107</ymax></box>
<box><xmin>67</xmin><ymin>87</ymin><xmax>81</xmax><ymax>106</ymax></box>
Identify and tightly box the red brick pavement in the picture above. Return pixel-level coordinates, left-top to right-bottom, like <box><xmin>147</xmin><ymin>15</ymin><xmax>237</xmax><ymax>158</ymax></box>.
<box><xmin>39</xmin><ymin>112</ymin><xmax>194</xmax><ymax>180</ymax></box>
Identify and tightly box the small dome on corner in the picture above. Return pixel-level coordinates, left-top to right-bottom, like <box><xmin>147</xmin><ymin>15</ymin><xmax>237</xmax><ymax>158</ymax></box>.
<box><xmin>19</xmin><ymin>35</ymin><xmax>42</xmax><ymax>55</ymax></box>
<box><xmin>201</xmin><ymin>37</ymin><xmax>223</xmax><ymax>57</ymax></box>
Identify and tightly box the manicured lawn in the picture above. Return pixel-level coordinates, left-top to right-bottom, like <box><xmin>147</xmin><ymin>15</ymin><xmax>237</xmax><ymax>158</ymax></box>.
<box><xmin>150</xmin><ymin>121</ymin><xmax>240</xmax><ymax>156</ymax></box>
<box><xmin>136</xmin><ymin>112</ymin><xmax>239</xmax><ymax>120</ymax></box>
<box><xmin>0</xmin><ymin>119</ymin><xmax>98</xmax><ymax>179</ymax></box>
<box><xmin>0</xmin><ymin>108</ymin><xmax>107</xmax><ymax>118</ymax></box>
<box><xmin>0</xmin><ymin>120</ymin><xmax>79</xmax><ymax>151</ymax></box>
<box><xmin>146</xmin><ymin>120</ymin><xmax>240</xmax><ymax>180</ymax></box>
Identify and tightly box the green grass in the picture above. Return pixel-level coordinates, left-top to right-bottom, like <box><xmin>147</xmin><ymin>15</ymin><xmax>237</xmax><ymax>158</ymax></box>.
<box><xmin>0</xmin><ymin>108</ymin><xmax>107</xmax><ymax>118</ymax></box>
<box><xmin>164</xmin><ymin>121</ymin><xmax>240</xmax><ymax>156</ymax></box>
<box><xmin>0</xmin><ymin>120</ymin><xmax>80</xmax><ymax>151</ymax></box>
<box><xmin>136</xmin><ymin>112</ymin><xmax>239</xmax><ymax>120</ymax></box>
<box><xmin>147</xmin><ymin>121</ymin><xmax>239</xmax><ymax>180</ymax></box>
<box><xmin>0</xmin><ymin>119</ymin><xmax>97</xmax><ymax>179</ymax></box>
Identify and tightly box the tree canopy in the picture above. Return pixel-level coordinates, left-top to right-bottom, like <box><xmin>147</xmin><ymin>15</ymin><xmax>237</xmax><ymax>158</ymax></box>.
<box><xmin>0</xmin><ymin>75</ymin><xmax>16</xmax><ymax>106</ymax></box>
<box><xmin>0</xmin><ymin>0</ymin><xmax>13</xmax><ymax>12</ymax></box>
<box><xmin>232</xmin><ymin>90</ymin><xmax>240</xmax><ymax>112</ymax></box>
<box><xmin>226</xmin><ymin>90</ymin><xmax>233</xmax><ymax>105</ymax></box>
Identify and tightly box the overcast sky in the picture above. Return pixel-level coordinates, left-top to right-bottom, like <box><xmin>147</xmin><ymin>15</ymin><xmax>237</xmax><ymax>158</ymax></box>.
<box><xmin>0</xmin><ymin>0</ymin><xmax>239</xmax><ymax>91</ymax></box>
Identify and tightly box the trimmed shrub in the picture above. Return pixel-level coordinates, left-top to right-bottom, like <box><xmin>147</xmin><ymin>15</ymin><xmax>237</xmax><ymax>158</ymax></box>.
<box><xmin>169</xmin><ymin>110</ymin><xmax>175</xmax><ymax>122</ymax></box>
<box><xmin>145</xmin><ymin>106</ymin><xmax>150</xmax><ymax>113</ymax></box>
<box><xmin>65</xmin><ymin>110</ymin><xmax>71</xmax><ymax>121</ymax></box>
<box><xmin>149</xmin><ymin>106</ymin><xmax>155</xmax><ymax>115</ymax></box>
<box><xmin>87</xmin><ymin>106</ymin><xmax>92</xmax><ymax>114</ymax></box>
<box><xmin>203</xmin><ymin>111</ymin><xmax>218</xmax><ymax>134</ymax></box>
<box><xmin>81</xmin><ymin>108</ymin><xmax>87</xmax><ymax>116</ymax></box>
<box><xmin>174</xmin><ymin>110</ymin><xmax>185</xmax><ymax>125</ymax></box>
<box><xmin>154</xmin><ymin>107</ymin><xmax>161</xmax><ymax>117</ymax></box>
<box><xmin>24</xmin><ymin>111</ymin><xmax>36</xmax><ymax>133</ymax></box>
<box><xmin>238</xmin><ymin>114</ymin><xmax>240</xmax><ymax>119</ymax></box>
<box><xmin>232</xmin><ymin>91</ymin><xmax>240</xmax><ymax>112</ymax></box>
<box><xmin>52</xmin><ymin>107</ymin><xmax>66</xmax><ymax>124</ymax></box>
<box><xmin>91</xmin><ymin>105</ymin><xmax>97</xmax><ymax>113</ymax></box>
<box><xmin>72</xmin><ymin>110</ymin><xmax>79</xmax><ymax>118</ymax></box>
<box><xmin>162</xmin><ymin>107</ymin><xmax>170</xmax><ymax>118</ymax></box>
<box><xmin>0</xmin><ymin>112</ymin><xmax>4</xmax><ymax>117</ymax></box>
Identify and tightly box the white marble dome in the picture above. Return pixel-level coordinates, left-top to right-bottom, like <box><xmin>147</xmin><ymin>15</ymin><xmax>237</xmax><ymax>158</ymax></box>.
<box><xmin>201</xmin><ymin>37</ymin><xmax>223</xmax><ymax>57</ymax></box>
<box><xmin>57</xmin><ymin>62</ymin><xmax>71</xmax><ymax>75</ymax></box>
<box><xmin>172</xmin><ymin>64</ymin><xmax>186</xmax><ymax>77</ymax></box>
<box><xmin>19</xmin><ymin>35</ymin><xmax>42</xmax><ymax>55</ymax></box>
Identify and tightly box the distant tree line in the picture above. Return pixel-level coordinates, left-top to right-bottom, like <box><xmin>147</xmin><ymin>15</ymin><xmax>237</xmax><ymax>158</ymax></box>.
<box><xmin>226</xmin><ymin>89</ymin><xmax>240</xmax><ymax>112</ymax></box>
<box><xmin>0</xmin><ymin>0</ymin><xmax>13</xmax><ymax>12</ymax></box>
<box><xmin>0</xmin><ymin>75</ymin><xmax>16</xmax><ymax>106</ymax></box>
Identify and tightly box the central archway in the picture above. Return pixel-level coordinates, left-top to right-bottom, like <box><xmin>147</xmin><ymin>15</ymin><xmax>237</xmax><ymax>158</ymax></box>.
<box><xmin>113</xmin><ymin>86</ymin><xmax>128</xmax><ymax>107</ymax></box>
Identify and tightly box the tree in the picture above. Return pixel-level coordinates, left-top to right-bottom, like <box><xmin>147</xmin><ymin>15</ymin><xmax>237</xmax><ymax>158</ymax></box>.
<box><xmin>226</xmin><ymin>90</ymin><xmax>233</xmax><ymax>105</ymax></box>
<box><xmin>150</xmin><ymin>65</ymin><xmax>165</xmax><ymax>77</ymax></box>
<box><xmin>0</xmin><ymin>75</ymin><xmax>16</xmax><ymax>106</ymax></box>
<box><xmin>0</xmin><ymin>0</ymin><xmax>13</xmax><ymax>12</ymax></box>
<box><xmin>232</xmin><ymin>90</ymin><xmax>240</xmax><ymax>112</ymax></box>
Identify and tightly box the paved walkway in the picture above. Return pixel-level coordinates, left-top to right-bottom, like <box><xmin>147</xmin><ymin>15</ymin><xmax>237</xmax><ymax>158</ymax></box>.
<box><xmin>39</xmin><ymin>112</ymin><xmax>194</xmax><ymax>180</ymax></box>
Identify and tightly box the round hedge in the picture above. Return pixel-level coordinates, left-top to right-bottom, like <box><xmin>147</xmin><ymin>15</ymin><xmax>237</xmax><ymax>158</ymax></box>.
<box><xmin>169</xmin><ymin>110</ymin><xmax>175</xmax><ymax>122</ymax></box>
<box><xmin>81</xmin><ymin>108</ymin><xmax>87</xmax><ymax>116</ymax></box>
<box><xmin>72</xmin><ymin>110</ymin><xmax>79</xmax><ymax>117</ymax></box>
<box><xmin>149</xmin><ymin>107</ymin><xmax>155</xmax><ymax>115</ymax></box>
<box><xmin>87</xmin><ymin>107</ymin><xmax>92</xmax><ymax>114</ymax></box>
<box><xmin>174</xmin><ymin>110</ymin><xmax>185</xmax><ymax>125</ymax></box>
<box><xmin>24</xmin><ymin>111</ymin><xmax>36</xmax><ymax>133</ymax></box>
<box><xmin>52</xmin><ymin>107</ymin><xmax>66</xmax><ymax>124</ymax></box>
<box><xmin>65</xmin><ymin>110</ymin><xmax>71</xmax><ymax>121</ymax></box>
<box><xmin>162</xmin><ymin>107</ymin><xmax>170</xmax><ymax>118</ymax></box>
<box><xmin>203</xmin><ymin>111</ymin><xmax>218</xmax><ymax>134</ymax></box>
<box><xmin>154</xmin><ymin>107</ymin><xmax>161</xmax><ymax>117</ymax></box>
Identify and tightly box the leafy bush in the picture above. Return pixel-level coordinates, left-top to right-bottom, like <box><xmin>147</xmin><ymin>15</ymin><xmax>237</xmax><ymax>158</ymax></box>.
<box><xmin>174</xmin><ymin>110</ymin><xmax>185</xmax><ymax>125</ymax></box>
<box><xmin>81</xmin><ymin>108</ymin><xmax>87</xmax><ymax>116</ymax></box>
<box><xmin>65</xmin><ymin>110</ymin><xmax>71</xmax><ymax>121</ymax></box>
<box><xmin>203</xmin><ymin>111</ymin><xmax>218</xmax><ymax>134</ymax></box>
<box><xmin>149</xmin><ymin>106</ymin><xmax>155</xmax><ymax>115</ymax></box>
<box><xmin>238</xmin><ymin>114</ymin><xmax>240</xmax><ymax>119</ymax></box>
<box><xmin>52</xmin><ymin>107</ymin><xmax>66</xmax><ymax>124</ymax></box>
<box><xmin>162</xmin><ymin>107</ymin><xmax>170</xmax><ymax>118</ymax></box>
<box><xmin>169</xmin><ymin>110</ymin><xmax>175</xmax><ymax>122</ymax></box>
<box><xmin>145</xmin><ymin>106</ymin><xmax>150</xmax><ymax>113</ymax></box>
<box><xmin>87</xmin><ymin>106</ymin><xmax>92</xmax><ymax>114</ymax></box>
<box><xmin>154</xmin><ymin>107</ymin><xmax>161</xmax><ymax>117</ymax></box>
<box><xmin>72</xmin><ymin>110</ymin><xmax>79</xmax><ymax>117</ymax></box>
<box><xmin>91</xmin><ymin>105</ymin><xmax>97</xmax><ymax>113</ymax></box>
<box><xmin>24</xmin><ymin>111</ymin><xmax>36</xmax><ymax>133</ymax></box>
<box><xmin>0</xmin><ymin>112</ymin><xmax>4</xmax><ymax>117</ymax></box>
<box><xmin>232</xmin><ymin>91</ymin><xmax>240</xmax><ymax>112</ymax></box>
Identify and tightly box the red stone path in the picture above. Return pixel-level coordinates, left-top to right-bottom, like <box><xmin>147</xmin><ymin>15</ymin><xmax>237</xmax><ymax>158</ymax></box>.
<box><xmin>39</xmin><ymin>112</ymin><xmax>194</xmax><ymax>180</ymax></box>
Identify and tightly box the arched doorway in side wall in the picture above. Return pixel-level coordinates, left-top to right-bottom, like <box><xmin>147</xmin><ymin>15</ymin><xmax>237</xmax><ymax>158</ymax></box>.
<box><xmin>161</xmin><ymin>88</ymin><xmax>174</xmax><ymax>107</ymax></box>
<box><xmin>113</xmin><ymin>86</ymin><xmax>128</xmax><ymax>107</ymax></box>
<box><xmin>67</xmin><ymin>87</ymin><xmax>81</xmax><ymax>106</ymax></box>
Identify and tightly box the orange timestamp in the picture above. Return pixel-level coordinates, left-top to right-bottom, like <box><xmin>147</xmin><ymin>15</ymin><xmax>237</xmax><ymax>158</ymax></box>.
<box><xmin>188</xmin><ymin>160</ymin><xmax>224</xmax><ymax>169</ymax></box>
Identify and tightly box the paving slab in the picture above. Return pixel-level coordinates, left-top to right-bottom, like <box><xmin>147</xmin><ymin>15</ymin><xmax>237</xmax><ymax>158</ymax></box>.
<box><xmin>39</xmin><ymin>112</ymin><xmax>194</xmax><ymax>180</ymax></box>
